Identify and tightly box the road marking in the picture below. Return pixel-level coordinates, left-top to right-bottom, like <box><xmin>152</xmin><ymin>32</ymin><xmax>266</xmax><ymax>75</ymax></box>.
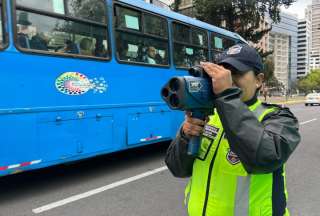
<box><xmin>300</xmin><ymin>118</ymin><xmax>317</xmax><ymax>125</ymax></box>
<box><xmin>32</xmin><ymin>117</ymin><xmax>317</xmax><ymax>214</ymax></box>
<box><xmin>32</xmin><ymin>166</ymin><xmax>168</xmax><ymax>214</ymax></box>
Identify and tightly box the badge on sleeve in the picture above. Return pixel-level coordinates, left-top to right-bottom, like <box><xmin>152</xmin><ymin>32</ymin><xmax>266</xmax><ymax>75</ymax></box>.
<box><xmin>226</xmin><ymin>149</ymin><xmax>240</xmax><ymax>165</ymax></box>
<box><xmin>202</xmin><ymin>125</ymin><xmax>220</xmax><ymax>139</ymax></box>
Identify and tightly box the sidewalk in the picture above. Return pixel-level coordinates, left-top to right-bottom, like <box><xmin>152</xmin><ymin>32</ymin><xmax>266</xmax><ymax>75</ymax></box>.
<box><xmin>258</xmin><ymin>96</ymin><xmax>305</xmax><ymax>105</ymax></box>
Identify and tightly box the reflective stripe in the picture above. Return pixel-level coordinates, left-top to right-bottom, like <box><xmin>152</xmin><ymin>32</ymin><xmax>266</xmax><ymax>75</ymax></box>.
<box><xmin>185</xmin><ymin>190</ymin><xmax>191</xmax><ymax>209</ymax></box>
<box><xmin>233</xmin><ymin>104</ymin><xmax>265</xmax><ymax>215</ymax></box>
<box><xmin>253</xmin><ymin>103</ymin><xmax>267</xmax><ymax>119</ymax></box>
<box><xmin>0</xmin><ymin>160</ymin><xmax>42</xmax><ymax>171</ymax></box>
<box><xmin>234</xmin><ymin>176</ymin><xmax>250</xmax><ymax>216</ymax></box>
<box><xmin>8</xmin><ymin>164</ymin><xmax>20</xmax><ymax>169</ymax></box>
<box><xmin>184</xmin><ymin>180</ymin><xmax>192</xmax><ymax>210</ymax></box>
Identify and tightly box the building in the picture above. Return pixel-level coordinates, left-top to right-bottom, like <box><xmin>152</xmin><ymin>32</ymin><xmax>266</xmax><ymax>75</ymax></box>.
<box><xmin>308</xmin><ymin>0</ymin><xmax>320</xmax><ymax>69</ymax></box>
<box><xmin>177</xmin><ymin>0</ymin><xmax>195</xmax><ymax>17</ymax></box>
<box><xmin>268</xmin><ymin>12</ymin><xmax>298</xmax><ymax>91</ymax></box>
<box><xmin>144</xmin><ymin>0</ymin><xmax>173</xmax><ymax>10</ymax></box>
<box><xmin>252</xmin><ymin>18</ymin><xmax>271</xmax><ymax>53</ymax></box>
<box><xmin>297</xmin><ymin>18</ymin><xmax>311</xmax><ymax>78</ymax></box>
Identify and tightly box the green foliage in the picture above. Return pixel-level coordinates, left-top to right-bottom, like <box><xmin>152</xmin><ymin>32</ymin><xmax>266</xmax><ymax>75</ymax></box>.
<box><xmin>172</xmin><ymin>0</ymin><xmax>295</xmax><ymax>70</ymax></box>
<box><xmin>172</xmin><ymin>0</ymin><xmax>296</xmax><ymax>83</ymax></box>
<box><xmin>261</xmin><ymin>56</ymin><xmax>284</xmax><ymax>90</ymax></box>
<box><xmin>298</xmin><ymin>70</ymin><xmax>320</xmax><ymax>93</ymax></box>
<box><xmin>192</xmin><ymin>0</ymin><xmax>295</xmax><ymax>44</ymax></box>
<box><xmin>171</xmin><ymin>0</ymin><xmax>182</xmax><ymax>12</ymax></box>
<box><xmin>263</xmin><ymin>56</ymin><xmax>275</xmax><ymax>83</ymax></box>
<box><xmin>173</xmin><ymin>0</ymin><xmax>295</xmax><ymax>44</ymax></box>
<box><xmin>267</xmin><ymin>76</ymin><xmax>284</xmax><ymax>91</ymax></box>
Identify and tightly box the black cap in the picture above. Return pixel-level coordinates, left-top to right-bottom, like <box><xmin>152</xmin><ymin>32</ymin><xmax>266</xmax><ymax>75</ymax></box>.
<box><xmin>216</xmin><ymin>44</ymin><xmax>263</xmax><ymax>74</ymax></box>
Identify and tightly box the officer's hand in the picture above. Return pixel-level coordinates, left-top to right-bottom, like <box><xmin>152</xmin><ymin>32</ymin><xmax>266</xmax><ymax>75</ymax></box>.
<box><xmin>182</xmin><ymin>112</ymin><xmax>206</xmax><ymax>138</ymax></box>
<box><xmin>200</xmin><ymin>62</ymin><xmax>232</xmax><ymax>94</ymax></box>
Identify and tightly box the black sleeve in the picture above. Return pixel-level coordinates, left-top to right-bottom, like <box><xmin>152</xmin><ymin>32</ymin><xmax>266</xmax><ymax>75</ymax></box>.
<box><xmin>214</xmin><ymin>88</ymin><xmax>301</xmax><ymax>174</ymax></box>
<box><xmin>165</xmin><ymin>127</ymin><xmax>195</xmax><ymax>178</ymax></box>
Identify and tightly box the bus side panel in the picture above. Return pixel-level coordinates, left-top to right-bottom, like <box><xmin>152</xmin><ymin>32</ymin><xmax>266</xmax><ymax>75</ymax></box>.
<box><xmin>79</xmin><ymin>114</ymin><xmax>114</xmax><ymax>155</ymax></box>
<box><xmin>36</xmin><ymin>110</ymin><xmax>114</xmax><ymax>162</ymax></box>
<box><xmin>0</xmin><ymin>113</ymin><xmax>38</xmax><ymax>169</ymax></box>
<box><xmin>127</xmin><ymin>109</ymin><xmax>171</xmax><ymax>146</ymax></box>
<box><xmin>0</xmin><ymin>38</ymin><xmax>187</xmax><ymax>175</ymax></box>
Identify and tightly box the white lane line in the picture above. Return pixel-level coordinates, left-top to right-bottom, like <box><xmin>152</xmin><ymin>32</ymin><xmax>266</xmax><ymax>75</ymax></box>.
<box><xmin>32</xmin><ymin>166</ymin><xmax>168</xmax><ymax>214</ymax></box>
<box><xmin>300</xmin><ymin>118</ymin><xmax>317</xmax><ymax>125</ymax></box>
<box><xmin>32</xmin><ymin>117</ymin><xmax>317</xmax><ymax>214</ymax></box>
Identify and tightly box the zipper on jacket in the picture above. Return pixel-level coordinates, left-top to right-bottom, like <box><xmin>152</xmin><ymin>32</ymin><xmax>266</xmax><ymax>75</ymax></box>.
<box><xmin>202</xmin><ymin>131</ymin><xmax>224</xmax><ymax>216</ymax></box>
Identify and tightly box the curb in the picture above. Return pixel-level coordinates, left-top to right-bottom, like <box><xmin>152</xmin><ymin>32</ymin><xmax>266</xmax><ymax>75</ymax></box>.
<box><xmin>274</xmin><ymin>100</ymin><xmax>305</xmax><ymax>105</ymax></box>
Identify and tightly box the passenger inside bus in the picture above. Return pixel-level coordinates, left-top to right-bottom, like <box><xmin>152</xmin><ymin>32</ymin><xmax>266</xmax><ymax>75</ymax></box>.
<box><xmin>62</xmin><ymin>40</ymin><xmax>79</xmax><ymax>54</ymax></box>
<box><xmin>144</xmin><ymin>46</ymin><xmax>157</xmax><ymax>64</ymax></box>
<box><xmin>79</xmin><ymin>38</ymin><xmax>93</xmax><ymax>56</ymax></box>
<box><xmin>59</xmin><ymin>39</ymin><xmax>79</xmax><ymax>54</ymax></box>
<box><xmin>30</xmin><ymin>32</ymin><xmax>49</xmax><ymax>51</ymax></box>
<box><xmin>17</xmin><ymin>12</ymin><xmax>31</xmax><ymax>49</ymax></box>
<box><xmin>117</xmin><ymin>40</ymin><xmax>129</xmax><ymax>61</ymax></box>
<box><xmin>94</xmin><ymin>38</ymin><xmax>108</xmax><ymax>58</ymax></box>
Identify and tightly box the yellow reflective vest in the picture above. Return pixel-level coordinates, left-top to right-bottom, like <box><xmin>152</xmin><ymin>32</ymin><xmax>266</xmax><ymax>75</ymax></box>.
<box><xmin>185</xmin><ymin>100</ymin><xmax>290</xmax><ymax>216</ymax></box>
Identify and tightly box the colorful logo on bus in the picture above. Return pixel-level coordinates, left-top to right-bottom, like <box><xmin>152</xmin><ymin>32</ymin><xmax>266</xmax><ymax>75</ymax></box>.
<box><xmin>55</xmin><ymin>72</ymin><xmax>108</xmax><ymax>95</ymax></box>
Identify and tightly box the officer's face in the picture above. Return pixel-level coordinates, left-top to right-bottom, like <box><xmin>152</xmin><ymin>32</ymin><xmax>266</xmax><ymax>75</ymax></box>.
<box><xmin>232</xmin><ymin>71</ymin><xmax>264</xmax><ymax>102</ymax></box>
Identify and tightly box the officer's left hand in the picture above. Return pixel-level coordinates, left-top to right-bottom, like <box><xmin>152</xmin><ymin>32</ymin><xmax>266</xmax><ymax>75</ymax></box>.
<box><xmin>200</xmin><ymin>62</ymin><xmax>232</xmax><ymax>95</ymax></box>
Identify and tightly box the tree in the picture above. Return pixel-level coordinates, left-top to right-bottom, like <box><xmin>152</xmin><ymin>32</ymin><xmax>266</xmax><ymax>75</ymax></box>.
<box><xmin>173</xmin><ymin>0</ymin><xmax>296</xmax><ymax>90</ymax></box>
<box><xmin>266</xmin><ymin>76</ymin><xmax>283</xmax><ymax>92</ymax></box>
<box><xmin>197</xmin><ymin>0</ymin><xmax>295</xmax><ymax>44</ymax></box>
<box><xmin>297</xmin><ymin>69</ymin><xmax>320</xmax><ymax>93</ymax></box>
<box><xmin>263</xmin><ymin>55</ymin><xmax>275</xmax><ymax>83</ymax></box>
<box><xmin>171</xmin><ymin>0</ymin><xmax>182</xmax><ymax>12</ymax></box>
<box><xmin>173</xmin><ymin>0</ymin><xmax>295</xmax><ymax>45</ymax></box>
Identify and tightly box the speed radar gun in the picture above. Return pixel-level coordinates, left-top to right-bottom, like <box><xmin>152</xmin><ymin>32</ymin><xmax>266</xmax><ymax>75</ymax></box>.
<box><xmin>161</xmin><ymin>66</ymin><xmax>215</xmax><ymax>156</ymax></box>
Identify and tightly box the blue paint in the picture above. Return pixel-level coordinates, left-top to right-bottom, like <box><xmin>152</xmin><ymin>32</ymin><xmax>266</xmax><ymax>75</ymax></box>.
<box><xmin>0</xmin><ymin>0</ymin><xmax>244</xmax><ymax>176</ymax></box>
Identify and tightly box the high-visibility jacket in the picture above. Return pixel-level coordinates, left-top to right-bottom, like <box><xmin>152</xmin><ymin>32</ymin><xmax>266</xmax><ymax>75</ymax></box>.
<box><xmin>184</xmin><ymin>100</ymin><xmax>290</xmax><ymax>216</ymax></box>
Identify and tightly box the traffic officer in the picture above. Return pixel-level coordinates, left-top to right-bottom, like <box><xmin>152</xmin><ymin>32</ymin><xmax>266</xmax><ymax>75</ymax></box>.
<box><xmin>165</xmin><ymin>44</ymin><xmax>301</xmax><ymax>216</ymax></box>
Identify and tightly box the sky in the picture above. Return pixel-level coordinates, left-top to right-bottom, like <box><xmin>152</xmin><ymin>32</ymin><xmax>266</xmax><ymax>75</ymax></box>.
<box><xmin>282</xmin><ymin>0</ymin><xmax>312</xmax><ymax>19</ymax></box>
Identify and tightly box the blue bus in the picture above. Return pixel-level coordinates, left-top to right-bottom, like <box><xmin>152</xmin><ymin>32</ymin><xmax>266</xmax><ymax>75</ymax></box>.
<box><xmin>0</xmin><ymin>0</ymin><xmax>245</xmax><ymax>176</ymax></box>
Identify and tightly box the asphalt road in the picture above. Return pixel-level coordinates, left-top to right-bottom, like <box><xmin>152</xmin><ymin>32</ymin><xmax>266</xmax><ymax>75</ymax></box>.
<box><xmin>0</xmin><ymin>103</ymin><xmax>319</xmax><ymax>216</ymax></box>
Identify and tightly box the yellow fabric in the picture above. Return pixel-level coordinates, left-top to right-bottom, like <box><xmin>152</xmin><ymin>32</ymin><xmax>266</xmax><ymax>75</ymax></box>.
<box><xmin>185</xmin><ymin>101</ymin><xmax>288</xmax><ymax>216</ymax></box>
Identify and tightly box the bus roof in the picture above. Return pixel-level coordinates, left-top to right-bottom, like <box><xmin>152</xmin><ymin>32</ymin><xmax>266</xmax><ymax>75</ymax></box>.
<box><xmin>117</xmin><ymin>0</ymin><xmax>246</xmax><ymax>43</ymax></box>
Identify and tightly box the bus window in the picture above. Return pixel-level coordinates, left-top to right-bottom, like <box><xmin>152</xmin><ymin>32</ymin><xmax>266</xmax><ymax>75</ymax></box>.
<box><xmin>211</xmin><ymin>33</ymin><xmax>235</xmax><ymax>62</ymax></box>
<box><xmin>115</xmin><ymin>5</ymin><xmax>169</xmax><ymax>66</ymax></box>
<box><xmin>15</xmin><ymin>0</ymin><xmax>109</xmax><ymax>59</ymax></box>
<box><xmin>117</xmin><ymin>6</ymin><xmax>141</xmax><ymax>31</ymax></box>
<box><xmin>0</xmin><ymin>0</ymin><xmax>6</xmax><ymax>48</ymax></box>
<box><xmin>144</xmin><ymin>13</ymin><xmax>167</xmax><ymax>38</ymax></box>
<box><xmin>67</xmin><ymin>0</ymin><xmax>107</xmax><ymax>24</ymax></box>
<box><xmin>173</xmin><ymin>23</ymin><xmax>190</xmax><ymax>44</ymax></box>
<box><xmin>173</xmin><ymin>22</ymin><xmax>208</xmax><ymax>68</ymax></box>
<box><xmin>16</xmin><ymin>0</ymin><xmax>65</xmax><ymax>14</ymax></box>
<box><xmin>192</xmin><ymin>29</ymin><xmax>207</xmax><ymax>47</ymax></box>
<box><xmin>0</xmin><ymin>2</ymin><xmax>3</xmax><ymax>47</ymax></box>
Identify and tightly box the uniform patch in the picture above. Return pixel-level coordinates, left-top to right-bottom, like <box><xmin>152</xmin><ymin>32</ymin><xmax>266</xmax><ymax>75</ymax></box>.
<box><xmin>227</xmin><ymin>45</ymin><xmax>242</xmax><ymax>55</ymax></box>
<box><xmin>226</xmin><ymin>149</ymin><xmax>240</xmax><ymax>165</ymax></box>
<box><xmin>202</xmin><ymin>125</ymin><xmax>220</xmax><ymax>139</ymax></box>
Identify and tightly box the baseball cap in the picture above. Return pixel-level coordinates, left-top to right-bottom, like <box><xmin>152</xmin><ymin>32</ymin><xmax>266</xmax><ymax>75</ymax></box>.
<box><xmin>216</xmin><ymin>44</ymin><xmax>263</xmax><ymax>74</ymax></box>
